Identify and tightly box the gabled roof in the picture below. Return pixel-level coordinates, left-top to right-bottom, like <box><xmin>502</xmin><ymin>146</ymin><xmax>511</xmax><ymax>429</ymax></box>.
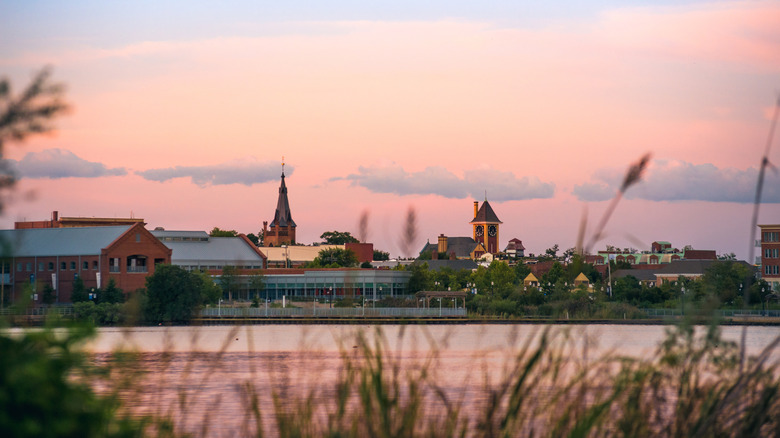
<box><xmin>470</xmin><ymin>200</ymin><xmax>502</xmax><ymax>224</ymax></box>
<box><xmin>0</xmin><ymin>226</ymin><xmax>132</xmax><ymax>257</ymax></box>
<box><xmin>161</xmin><ymin>235</ymin><xmax>265</xmax><ymax>265</ymax></box>
<box><xmin>523</xmin><ymin>273</ymin><xmax>539</xmax><ymax>282</ymax></box>
<box><xmin>270</xmin><ymin>171</ymin><xmax>296</xmax><ymax>228</ymax></box>
<box><xmin>419</xmin><ymin>237</ymin><xmax>478</xmax><ymax>259</ymax></box>
<box><xmin>574</xmin><ymin>272</ymin><xmax>589</xmax><ymax>282</ymax></box>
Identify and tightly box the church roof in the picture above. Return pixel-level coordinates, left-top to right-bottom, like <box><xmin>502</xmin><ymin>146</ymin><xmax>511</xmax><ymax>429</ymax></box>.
<box><xmin>270</xmin><ymin>171</ymin><xmax>296</xmax><ymax>228</ymax></box>
<box><xmin>470</xmin><ymin>200</ymin><xmax>502</xmax><ymax>224</ymax></box>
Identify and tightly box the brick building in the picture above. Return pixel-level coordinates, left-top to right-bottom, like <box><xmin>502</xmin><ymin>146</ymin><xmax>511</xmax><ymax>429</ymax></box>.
<box><xmin>0</xmin><ymin>223</ymin><xmax>171</xmax><ymax>305</ymax></box>
<box><xmin>759</xmin><ymin>224</ymin><xmax>780</xmax><ymax>291</ymax></box>
<box><xmin>14</xmin><ymin>210</ymin><xmax>145</xmax><ymax>229</ymax></box>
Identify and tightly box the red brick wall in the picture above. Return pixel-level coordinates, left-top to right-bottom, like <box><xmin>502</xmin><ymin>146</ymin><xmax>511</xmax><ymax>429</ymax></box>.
<box><xmin>345</xmin><ymin>242</ymin><xmax>374</xmax><ymax>263</ymax></box>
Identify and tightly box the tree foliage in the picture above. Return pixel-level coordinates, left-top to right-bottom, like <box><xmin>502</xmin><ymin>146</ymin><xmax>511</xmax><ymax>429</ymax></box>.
<box><xmin>310</xmin><ymin>248</ymin><xmax>359</xmax><ymax>268</ymax></box>
<box><xmin>143</xmin><ymin>265</ymin><xmax>209</xmax><ymax>324</ymax></box>
<box><xmin>373</xmin><ymin>250</ymin><xmax>390</xmax><ymax>261</ymax></box>
<box><xmin>320</xmin><ymin>230</ymin><xmax>360</xmax><ymax>245</ymax></box>
<box><xmin>0</xmin><ymin>68</ymin><xmax>68</xmax><ymax>215</ymax></box>
<box><xmin>209</xmin><ymin>227</ymin><xmax>238</xmax><ymax>237</ymax></box>
<box><xmin>70</xmin><ymin>277</ymin><xmax>88</xmax><ymax>303</ymax></box>
<box><xmin>0</xmin><ymin>325</ymin><xmax>147</xmax><ymax>437</ymax></box>
<box><xmin>98</xmin><ymin>278</ymin><xmax>124</xmax><ymax>304</ymax></box>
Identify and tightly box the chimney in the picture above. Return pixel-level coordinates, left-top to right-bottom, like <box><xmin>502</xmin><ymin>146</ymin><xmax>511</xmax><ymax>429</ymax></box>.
<box><xmin>52</xmin><ymin>211</ymin><xmax>59</xmax><ymax>221</ymax></box>
<box><xmin>473</xmin><ymin>201</ymin><xmax>479</xmax><ymax>219</ymax></box>
<box><xmin>438</xmin><ymin>234</ymin><xmax>448</xmax><ymax>254</ymax></box>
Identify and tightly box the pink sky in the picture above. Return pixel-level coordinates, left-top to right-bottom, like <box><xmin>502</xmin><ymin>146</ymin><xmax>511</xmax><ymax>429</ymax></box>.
<box><xmin>1</xmin><ymin>1</ymin><xmax>779</xmax><ymax>259</ymax></box>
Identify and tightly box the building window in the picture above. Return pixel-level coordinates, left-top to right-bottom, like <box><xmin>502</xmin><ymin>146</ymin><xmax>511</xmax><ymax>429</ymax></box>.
<box><xmin>38</xmin><ymin>263</ymin><xmax>44</xmax><ymax>272</ymax></box>
<box><xmin>126</xmin><ymin>255</ymin><xmax>147</xmax><ymax>273</ymax></box>
<box><xmin>767</xmin><ymin>249</ymin><xmax>773</xmax><ymax>258</ymax></box>
<box><xmin>93</xmin><ymin>261</ymin><xmax>98</xmax><ymax>270</ymax></box>
<box><xmin>110</xmin><ymin>258</ymin><xmax>121</xmax><ymax>273</ymax></box>
<box><xmin>48</xmin><ymin>262</ymin><xmax>54</xmax><ymax>271</ymax></box>
<box><xmin>136</xmin><ymin>233</ymin><xmax>141</xmax><ymax>242</ymax></box>
<box><xmin>83</xmin><ymin>261</ymin><xmax>89</xmax><ymax>270</ymax></box>
<box><xmin>774</xmin><ymin>265</ymin><xmax>779</xmax><ymax>275</ymax></box>
<box><xmin>70</xmin><ymin>261</ymin><xmax>76</xmax><ymax>270</ymax></box>
<box><xmin>26</xmin><ymin>263</ymin><xmax>31</xmax><ymax>271</ymax></box>
<box><xmin>16</xmin><ymin>263</ymin><xmax>22</xmax><ymax>272</ymax></box>
<box><xmin>767</xmin><ymin>265</ymin><xmax>772</xmax><ymax>275</ymax></box>
<box><xmin>774</xmin><ymin>249</ymin><xmax>780</xmax><ymax>258</ymax></box>
<box><xmin>61</xmin><ymin>262</ymin><xmax>66</xmax><ymax>270</ymax></box>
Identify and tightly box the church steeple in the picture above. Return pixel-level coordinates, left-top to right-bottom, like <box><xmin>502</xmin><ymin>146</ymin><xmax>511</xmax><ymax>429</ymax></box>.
<box><xmin>263</xmin><ymin>159</ymin><xmax>297</xmax><ymax>247</ymax></box>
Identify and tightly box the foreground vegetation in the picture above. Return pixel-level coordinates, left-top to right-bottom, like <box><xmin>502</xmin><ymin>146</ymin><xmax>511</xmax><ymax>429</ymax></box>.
<box><xmin>1</xmin><ymin>317</ymin><xmax>778</xmax><ymax>437</ymax></box>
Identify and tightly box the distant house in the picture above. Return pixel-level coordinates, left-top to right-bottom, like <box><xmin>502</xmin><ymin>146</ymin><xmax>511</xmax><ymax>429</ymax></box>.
<box><xmin>0</xmin><ymin>224</ymin><xmax>171</xmax><ymax>305</ymax></box>
<box><xmin>523</xmin><ymin>273</ymin><xmax>539</xmax><ymax>288</ymax></box>
<box><xmin>594</xmin><ymin>241</ymin><xmax>716</xmax><ymax>267</ymax></box>
<box><xmin>505</xmin><ymin>238</ymin><xmax>526</xmax><ymax>258</ymax></box>
<box><xmin>573</xmin><ymin>272</ymin><xmax>590</xmax><ymax>288</ymax></box>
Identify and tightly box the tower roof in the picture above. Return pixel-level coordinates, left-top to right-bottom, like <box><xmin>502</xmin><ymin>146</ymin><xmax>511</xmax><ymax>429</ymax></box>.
<box><xmin>270</xmin><ymin>169</ymin><xmax>296</xmax><ymax>228</ymax></box>
<box><xmin>470</xmin><ymin>200</ymin><xmax>502</xmax><ymax>224</ymax></box>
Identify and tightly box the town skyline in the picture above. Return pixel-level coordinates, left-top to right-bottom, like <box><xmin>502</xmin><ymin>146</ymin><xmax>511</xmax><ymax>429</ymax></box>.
<box><xmin>1</xmin><ymin>0</ymin><xmax>779</xmax><ymax>260</ymax></box>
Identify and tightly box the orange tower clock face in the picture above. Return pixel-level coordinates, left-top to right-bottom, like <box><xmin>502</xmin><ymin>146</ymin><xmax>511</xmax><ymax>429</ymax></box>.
<box><xmin>488</xmin><ymin>225</ymin><xmax>497</xmax><ymax>237</ymax></box>
<box><xmin>475</xmin><ymin>225</ymin><xmax>484</xmax><ymax>237</ymax></box>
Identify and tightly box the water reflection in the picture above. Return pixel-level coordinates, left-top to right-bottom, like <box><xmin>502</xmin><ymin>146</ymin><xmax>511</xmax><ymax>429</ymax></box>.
<box><xmin>89</xmin><ymin>324</ymin><xmax>778</xmax><ymax>436</ymax></box>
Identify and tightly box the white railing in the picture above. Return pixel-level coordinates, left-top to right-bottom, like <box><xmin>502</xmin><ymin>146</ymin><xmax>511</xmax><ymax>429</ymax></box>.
<box><xmin>201</xmin><ymin>307</ymin><xmax>466</xmax><ymax>318</ymax></box>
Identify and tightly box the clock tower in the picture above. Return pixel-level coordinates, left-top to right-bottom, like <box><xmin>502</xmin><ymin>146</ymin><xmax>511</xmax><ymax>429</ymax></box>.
<box><xmin>470</xmin><ymin>200</ymin><xmax>502</xmax><ymax>255</ymax></box>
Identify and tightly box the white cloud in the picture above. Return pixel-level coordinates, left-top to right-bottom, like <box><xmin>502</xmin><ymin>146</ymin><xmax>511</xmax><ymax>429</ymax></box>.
<box><xmin>137</xmin><ymin>158</ymin><xmax>285</xmax><ymax>187</ymax></box>
<box><xmin>336</xmin><ymin>163</ymin><xmax>554</xmax><ymax>201</ymax></box>
<box><xmin>8</xmin><ymin>148</ymin><xmax>126</xmax><ymax>179</ymax></box>
<box><xmin>573</xmin><ymin>159</ymin><xmax>780</xmax><ymax>203</ymax></box>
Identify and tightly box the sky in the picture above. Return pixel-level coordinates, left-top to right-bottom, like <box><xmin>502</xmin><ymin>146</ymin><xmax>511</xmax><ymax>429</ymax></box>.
<box><xmin>1</xmin><ymin>0</ymin><xmax>779</xmax><ymax>260</ymax></box>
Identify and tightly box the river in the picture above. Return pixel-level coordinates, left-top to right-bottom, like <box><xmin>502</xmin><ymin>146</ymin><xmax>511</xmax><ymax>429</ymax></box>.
<box><xmin>87</xmin><ymin>324</ymin><xmax>779</xmax><ymax>436</ymax></box>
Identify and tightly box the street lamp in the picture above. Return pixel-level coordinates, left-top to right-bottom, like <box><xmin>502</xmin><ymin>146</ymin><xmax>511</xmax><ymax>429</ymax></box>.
<box><xmin>680</xmin><ymin>286</ymin><xmax>685</xmax><ymax>316</ymax></box>
<box><xmin>218</xmin><ymin>298</ymin><xmax>223</xmax><ymax>317</ymax></box>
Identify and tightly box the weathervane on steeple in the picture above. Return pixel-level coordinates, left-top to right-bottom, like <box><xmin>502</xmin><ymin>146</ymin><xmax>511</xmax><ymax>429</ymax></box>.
<box><xmin>282</xmin><ymin>156</ymin><xmax>285</xmax><ymax>176</ymax></box>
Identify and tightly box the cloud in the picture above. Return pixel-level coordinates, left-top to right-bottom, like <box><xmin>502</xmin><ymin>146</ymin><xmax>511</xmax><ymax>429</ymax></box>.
<box><xmin>573</xmin><ymin>160</ymin><xmax>780</xmax><ymax>203</ymax></box>
<box><xmin>9</xmin><ymin>148</ymin><xmax>127</xmax><ymax>179</ymax></box>
<box><xmin>335</xmin><ymin>163</ymin><xmax>554</xmax><ymax>201</ymax></box>
<box><xmin>137</xmin><ymin>158</ymin><xmax>286</xmax><ymax>187</ymax></box>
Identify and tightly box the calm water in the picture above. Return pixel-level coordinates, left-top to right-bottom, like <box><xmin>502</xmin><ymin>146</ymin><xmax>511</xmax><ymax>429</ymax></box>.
<box><xmin>87</xmin><ymin>324</ymin><xmax>779</xmax><ymax>437</ymax></box>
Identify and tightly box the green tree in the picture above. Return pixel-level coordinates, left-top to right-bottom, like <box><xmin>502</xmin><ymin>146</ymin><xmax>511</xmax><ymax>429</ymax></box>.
<box><xmin>41</xmin><ymin>283</ymin><xmax>55</xmax><ymax>305</ymax></box>
<box><xmin>541</xmin><ymin>262</ymin><xmax>565</xmax><ymax>290</ymax></box>
<box><xmin>487</xmin><ymin>260</ymin><xmax>515</xmax><ymax>298</ymax></box>
<box><xmin>406</xmin><ymin>262</ymin><xmax>432</xmax><ymax>293</ymax></box>
<box><xmin>320</xmin><ymin>231</ymin><xmax>359</xmax><ymax>244</ymax></box>
<box><xmin>143</xmin><ymin>264</ymin><xmax>204</xmax><ymax>324</ymax></box>
<box><xmin>70</xmin><ymin>277</ymin><xmax>88</xmax><ymax>303</ymax></box>
<box><xmin>701</xmin><ymin>261</ymin><xmax>749</xmax><ymax>306</ymax></box>
<box><xmin>311</xmin><ymin>248</ymin><xmax>359</xmax><ymax>268</ymax></box>
<box><xmin>246</xmin><ymin>231</ymin><xmax>263</xmax><ymax>246</ymax></box>
<box><xmin>373</xmin><ymin>250</ymin><xmax>390</xmax><ymax>261</ymax></box>
<box><xmin>192</xmin><ymin>270</ymin><xmax>221</xmax><ymax>305</ymax></box>
<box><xmin>209</xmin><ymin>227</ymin><xmax>238</xmax><ymax>237</ymax></box>
<box><xmin>220</xmin><ymin>265</ymin><xmax>240</xmax><ymax>301</ymax></box>
<box><xmin>249</xmin><ymin>271</ymin><xmax>266</xmax><ymax>301</ymax></box>
<box><xmin>545</xmin><ymin>244</ymin><xmax>559</xmax><ymax>258</ymax></box>
<box><xmin>99</xmin><ymin>278</ymin><xmax>124</xmax><ymax>304</ymax></box>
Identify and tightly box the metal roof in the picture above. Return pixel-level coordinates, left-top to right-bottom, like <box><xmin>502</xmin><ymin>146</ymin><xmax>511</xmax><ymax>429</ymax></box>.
<box><xmin>151</xmin><ymin>230</ymin><xmax>209</xmax><ymax>239</ymax></box>
<box><xmin>162</xmin><ymin>236</ymin><xmax>264</xmax><ymax>265</ymax></box>
<box><xmin>0</xmin><ymin>226</ymin><xmax>132</xmax><ymax>257</ymax></box>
